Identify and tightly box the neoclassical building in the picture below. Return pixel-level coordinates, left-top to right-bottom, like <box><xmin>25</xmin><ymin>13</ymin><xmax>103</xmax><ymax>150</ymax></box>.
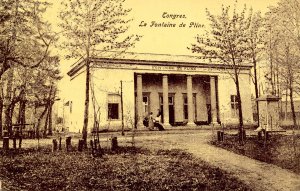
<box><xmin>66</xmin><ymin>52</ymin><xmax>253</xmax><ymax>132</ymax></box>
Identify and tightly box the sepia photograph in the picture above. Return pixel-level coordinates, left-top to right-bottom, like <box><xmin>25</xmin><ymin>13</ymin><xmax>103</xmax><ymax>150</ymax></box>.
<box><xmin>0</xmin><ymin>0</ymin><xmax>300</xmax><ymax>190</ymax></box>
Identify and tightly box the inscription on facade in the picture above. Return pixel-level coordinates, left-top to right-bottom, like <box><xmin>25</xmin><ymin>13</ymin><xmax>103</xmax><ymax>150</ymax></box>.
<box><xmin>152</xmin><ymin>65</ymin><xmax>197</xmax><ymax>71</ymax></box>
<box><xmin>93</xmin><ymin>62</ymin><xmax>251</xmax><ymax>75</ymax></box>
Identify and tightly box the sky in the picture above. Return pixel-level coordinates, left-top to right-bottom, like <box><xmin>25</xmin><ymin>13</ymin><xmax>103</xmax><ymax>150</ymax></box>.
<box><xmin>43</xmin><ymin>0</ymin><xmax>280</xmax><ymax>97</ymax></box>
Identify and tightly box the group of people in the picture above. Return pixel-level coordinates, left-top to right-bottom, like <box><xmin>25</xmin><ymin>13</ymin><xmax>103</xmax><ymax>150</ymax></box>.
<box><xmin>143</xmin><ymin>110</ymin><xmax>165</xmax><ymax>131</ymax></box>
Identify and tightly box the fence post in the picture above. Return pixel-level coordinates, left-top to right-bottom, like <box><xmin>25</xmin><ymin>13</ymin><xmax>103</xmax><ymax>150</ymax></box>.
<box><xmin>111</xmin><ymin>136</ymin><xmax>118</xmax><ymax>151</ymax></box>
<box><xmin>59</xmin><ymin>137</ymin><xmax>62</xmax><ymax>150</ymax></box>
<box><xmin>52</xmin><ymin>139</ymin><xmax>58</xmax><ymax>152</ymax></box>
<box><xmin>3</xmin><ymin>137</ymin><xmax>9</xmax><ymax>152</ymax></box>
<box><xmin>66</xmin><ymin>136</ymin><xmax>72</xmax><ymax>152</ymax></box>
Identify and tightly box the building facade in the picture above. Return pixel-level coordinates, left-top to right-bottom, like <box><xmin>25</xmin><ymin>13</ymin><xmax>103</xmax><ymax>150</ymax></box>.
<box><xmin>67</xmin><ymin>53</ymin><xmax>253</xmax><ymax>132</ymax></box>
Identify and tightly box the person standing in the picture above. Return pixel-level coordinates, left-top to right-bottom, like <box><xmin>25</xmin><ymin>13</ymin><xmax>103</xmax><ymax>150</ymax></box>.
<box><xmin>148</xmin><ymin>112</ymin><xmax>154</xmax><ymax>130</ymax></box>
<box><xmin>155</xmin><ymin>109</ymin><xmax>162</xmax><ymax>123</ymax></box>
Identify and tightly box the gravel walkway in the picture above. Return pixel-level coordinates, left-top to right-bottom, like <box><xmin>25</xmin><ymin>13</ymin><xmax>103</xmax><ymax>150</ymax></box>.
<box><xmin>147</xmin><ymin>131</ymin><xmax>300</xmax><ymax>191</ymax></box>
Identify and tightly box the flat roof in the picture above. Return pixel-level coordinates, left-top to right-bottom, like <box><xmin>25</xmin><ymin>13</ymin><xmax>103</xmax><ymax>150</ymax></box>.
<box><xmin>68</xmin><ymin>51</ymin><xmax>253</xmax><ymax>77</ymax></box>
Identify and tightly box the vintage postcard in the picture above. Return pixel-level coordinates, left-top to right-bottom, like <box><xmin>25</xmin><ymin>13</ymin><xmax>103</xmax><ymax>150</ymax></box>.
<box><xmin>1</xmin><ymin>0</ymin><xmax>300</xmax><ymax>190</ymax></box>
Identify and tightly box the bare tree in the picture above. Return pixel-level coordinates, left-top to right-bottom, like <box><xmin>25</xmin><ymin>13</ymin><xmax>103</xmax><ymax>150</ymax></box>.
<box><xmin>0</xmin><ymin>0</ymin><xmax>57</xmax><ymax>137</ymax></box>
<box><xmin>59</xmin><ymin>0</ymin><xmax>140</xmax><ymax>144</ymax></box>
<box><xmin>265</xmin><ymin>0</ymin><xmax>300</xmax><ymax>168</ymax></box>
<box><xmin>0</xmin><ymin>0</ymin><xmax>55</xmax><ymax>79</ymax></box>
<box><xmin>266</xmin><ymin>0</ymin><xmax>300</xmax><ymax>128</ymax></box>
<box><xmin>248</xmin><ymin>11</ymin><xmax>264</xmax><ymax>123</ymax></box>
<box><xmin>190</xmin><ymin>4</ymin><xmax>254</xmax><ymax>143</ymax></box>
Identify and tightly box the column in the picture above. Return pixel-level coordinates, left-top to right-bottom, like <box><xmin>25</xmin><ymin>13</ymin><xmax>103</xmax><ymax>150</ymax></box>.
<box><xmin>187</xmin><ymin>75</ymin><xmax>196</xmax><ymax>126</ymax></box>
<box><xmin>162</xmin><ymin>75</ymin><xmax>170</xmax><ymax>126</ymax></box>
<box><xmin>136</xmin><ymin>74</ymin><xmax>143</xmax><ymax>128</ymax></box>
<box><xmin>210</xmin><ymin>76</ymin><xmax>218</xmax><ymax>124</ymax></box>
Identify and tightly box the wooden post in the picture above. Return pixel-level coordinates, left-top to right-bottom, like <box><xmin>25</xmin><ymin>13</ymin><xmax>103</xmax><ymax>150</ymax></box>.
<box><xmin>217</xmin><ymin>131</ymin><xmax>221</xmax><ymax>141</ymax></box>
<box><xmin>13</xmin><ymin>137</ymin><xmax>17</xmax><ymax>149</ymax></box>
<box><xmin>59</xmin><ymin>137</ymin><xmax>62</xmax><ymax>150</ymax></box>
<box><xmin>3</xmin><ymin>137</ymin><xmax>9</xmax><ymax>151</ymax></box>
<box><xmin>239</xmin><ymin>129</ymin><xmax>246</xmax><ymax>142</ymax></box>
<box><xmin>90</xmin><ymin>140</ymin><xmax>95</xmax><ymax>156</ymax></box>
<box><xmin>258</xmin><ymin>131</ymin><xmax>262</xmax><ymax>140</ymax></box>
<box><xmin>52</xmin><ymin>139</ymin><xmax>58</xmax><ymax>152</ymax></box>
<box><xmin>221</xmin><ymin>131</ymin><xmax>224</xmax><ymax>141</ymax></box>
<box><xmin>66</xmin><ymin>136</ymin><xmax>72</xmax><ymax>152</ymax></box>
<box><xmin>19</xmin><ymin>136</ymin><xmax>22</xmax><ymax>148</ymax></box>
<box><xmin>121</xmin><ymin>80</ymin><xmax>124</xmax><ymax>136</ymax></box>
<box><xmin>217</xmin><ymin>131</ymin><xmax>224</xmax><ymax>141</ymax></box>
<box><xmin>78</xmin><ymin>139</ymin><xmax>84</xmax><ymax>152</ymax></box>
<box><xmin>111</xmin><ymin>136</ymin><xmax>118</xmax><ymax>151</ymax></box>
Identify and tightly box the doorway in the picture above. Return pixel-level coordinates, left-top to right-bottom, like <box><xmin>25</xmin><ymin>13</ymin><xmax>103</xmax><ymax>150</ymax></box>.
<box><xmin>160</xmin><ymin>96</ymin><xmax>175</xmax><ymax>125</ymax></box>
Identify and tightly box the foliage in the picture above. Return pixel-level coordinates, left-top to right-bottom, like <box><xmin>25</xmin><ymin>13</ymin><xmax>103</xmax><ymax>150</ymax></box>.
<box><xmin>58</xmin><ymin>0</ymin><xmax>140</xmax><ymax>59</ymax></box>
<box><xmin>264</xmin><ymin>0</ymin><xmax>300</xmax><ymax>128</ymax></box>
<box><xmin>0</xmin><ymin>147</ymin><xmax>252</xmax><ymax>191</ymax></box>
<box><xmin>0</xmin><ymin>0</ymin><xmax>60</xmax><ymax>137</ymax></box>
<box><xmin>212</xmin><ymin>133</ymin><xmax>300</xmax><ymax>174</ymax></box>
<box><xmin>0</xmin><ymin>0</ymin><xmax>55</xmax><ymax>78</ymax></box>
<box><xmin>190</xmin><ymin>4</ymin><xmax>252</xmax><ymax>70</ymax></box>
<box><xmin>58</xmin><ymin>0</ymin><xmax>140</xmax><ymax>142</ymax></box>
<box><xmin>190</xmin><ymin>3</ymin><xmax>258</xmax><ymax>142</ymax></box>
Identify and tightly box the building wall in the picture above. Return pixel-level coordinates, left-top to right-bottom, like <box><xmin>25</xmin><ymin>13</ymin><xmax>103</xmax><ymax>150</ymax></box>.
<box><xmin>67</xmin><ymin>62</ymin><xmax>254</xmax><ymax>132</ymax></box>
<box><xmin>67</xmin><ymin>69</ymin><xmax>87</xmax><ymax>132</ymax></box>
<box><xmin>240</xmin><ymin>73</ymin><xmax>253</xmax><ymax>124</ymax></box>
<box><xmin>93</xmin><ymin>68</ymin><xmax>135</xmax><ymax>130</ymax></box>
<box><xmin>218</xmin><ymin>73</ymin><xmax>253</xmax><ymax>125</ymax></box>
<box><xmin>66</xmin><ymin>67</ymin><xmax>136</xmax><ymax>132</ymax></box>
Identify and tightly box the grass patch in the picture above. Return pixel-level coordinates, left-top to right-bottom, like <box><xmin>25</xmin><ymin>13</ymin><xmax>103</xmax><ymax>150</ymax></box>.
<box><xmin>0</xmin><ymin>146</ymin><xmax>252</xmax><ymax>191</ymax></box>
<box><xmin>212</xmin><ymin>133</ymin><xmax>300</xmax><ymax>174</ymax></box>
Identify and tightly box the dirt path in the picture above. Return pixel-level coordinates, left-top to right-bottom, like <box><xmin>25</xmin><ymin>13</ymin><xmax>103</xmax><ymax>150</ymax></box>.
<box><xmin>140</xmin><ymin>131</ymin><xmax>300</xmax><ymax>191</ymax></box>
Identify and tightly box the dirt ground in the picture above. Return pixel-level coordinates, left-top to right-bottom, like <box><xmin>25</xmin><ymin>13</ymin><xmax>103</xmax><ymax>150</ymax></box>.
<box><xmin>1</xmin><ymin>129</ymin><xmax>300</xmax><ymax>191</ymax></box>
<box><xmin>132</xmin><ymin>130</ymin><xmax>300</xmax><ymax>191</ymax></box>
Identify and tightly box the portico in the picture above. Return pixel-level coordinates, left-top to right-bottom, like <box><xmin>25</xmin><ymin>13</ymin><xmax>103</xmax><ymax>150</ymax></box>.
<box><xmin>135</xmin><ymin>73</ymin><xmax>218</xmax><ymax>128</ymax></box>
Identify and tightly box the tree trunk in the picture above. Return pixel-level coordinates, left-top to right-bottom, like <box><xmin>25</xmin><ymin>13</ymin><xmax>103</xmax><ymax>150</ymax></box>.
<box><xmin>43</xmin><ymin>86</ymin><xmax>54</xmax><ymax>137</ymax></box>
<box><xmin>43</xmin><ymin>105</ymin><xmax>49</xmax><ymax>137</ymax></box>
<box><xmin>5</xmin><ymin>100</ymin><xmax>17</xmax><ymax>137</ymax></box>
<box><xmin>235</xmin><ymin>70</ymin><xmax>244</xmax><ymax>143</ymax></box>
<box><xmin>253</xmin><ymin>58</ymin><xmax>259</xmax><ymax>124</ymax></box>
<box><xmin>289</xmin><ymin>88</ymin><xmax>297</xmax><ymax>127</ymax></box>
<box><xmin>18</xmin><ymin>92</ymin><xmax>26</xmax><ymax>135</ymax></box>
<box><xmin>36</xmin><ymin>105</ymin><xmax>48</xmax><ymax>138</ymax></box>
<box><xmin>82</xmin><ymin>58</ymin><xmax>90</xmax><ymax>144</ymax></box>
<box><xmin>0</xmin><ymin>95</ymin><xmax>3</xmax><ymax>137</ymax></box>
<box><xmin>48</xmin><ymin>101</ymin><xmax>53</xmax><ymax>135</ymax></box>
<box><xmin>285</xmin><ymin>89</ymin><xmax>288</xmax><ymax>121</ymax></box>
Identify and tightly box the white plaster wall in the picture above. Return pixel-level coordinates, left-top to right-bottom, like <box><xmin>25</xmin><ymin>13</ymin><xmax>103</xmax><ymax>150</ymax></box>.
<box><xmin>67</xmin><ymin>70</ymin><xmax>87</xmax><ymax>133</ymax></box>
<box><xmin>92</xmin><ymin>68</ymin><xmax>135</xmax><ymax>130</ymax></box>
<box><xmin>239</xmin><ymin>73</ymin><xmax>254</xmax><ymax>124</ymax></box>
<box><xmin>67</xmin><ymin>68</ymin><xmax>135</xmax><ymax>132</ymax></box>
<box><xmin>218</xmin><ymin>73</ymin><xmax>253</xmax><ymax>125</ymax></box>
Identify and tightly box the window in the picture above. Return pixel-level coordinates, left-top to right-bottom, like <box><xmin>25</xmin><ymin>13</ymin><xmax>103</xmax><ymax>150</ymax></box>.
<box><xmin>143</xmin><ymin>96</ymin><xmax>149</xmax><ymax>114</ymax></box>
<box><xmin>183</xmin><ymin>95</ymin><xmax>188</xmax><ymax>119</ymax></box>
<box><xmin>168</xmin><ymin>97</ymin><xmax>174</xmax><ymax>105</ymax></box>
<box><xmin>108</xmin><ymin>94</ymin><xmax>121</xmax><ymax>120</ymax></box>
<box><xmin>159</xmin><ymin>96</ymin><xmax>174</xmax><ymax>105</ymax></box>
<box><xmin>231</xmin><ymin>95</ymin><xmax>239</xmax><ymax>118</ymax></box>
<box><xmin>108</xmin><ymin>103</ymin><xmax>119</xmax><ymax>119</ymax></box>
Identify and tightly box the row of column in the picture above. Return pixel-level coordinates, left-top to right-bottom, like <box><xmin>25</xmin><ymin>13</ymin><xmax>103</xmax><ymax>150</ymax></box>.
<box><xmin>136</xmin><ymin>74</ymin><xmax>217</xmax><ymax>128</ymax></box>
